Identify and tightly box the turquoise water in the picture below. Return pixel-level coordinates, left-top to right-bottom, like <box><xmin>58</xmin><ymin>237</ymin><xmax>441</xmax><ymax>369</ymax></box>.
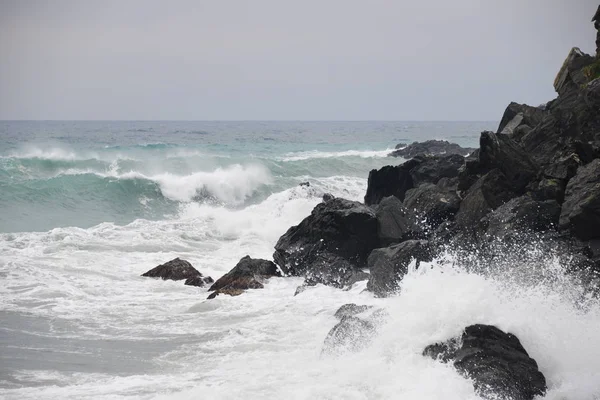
<box><xmin>0</xmin><ymin>121</ymin><xmax>491</xmax><ymax>232</ymax></box>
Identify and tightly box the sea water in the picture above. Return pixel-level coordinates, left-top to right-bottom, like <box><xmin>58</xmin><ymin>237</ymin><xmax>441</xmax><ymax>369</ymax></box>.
<box><xmin>1</xmin><ymin>121</ymin><xmax>599</xmax><ymax>400</ymax></box>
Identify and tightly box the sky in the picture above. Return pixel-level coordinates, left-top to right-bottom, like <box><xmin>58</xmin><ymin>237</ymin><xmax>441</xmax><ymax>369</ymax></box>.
<box><xmin>0</xmin><ymin>0</ymin><xmax>598</xmax><ymax>121</ymax></box>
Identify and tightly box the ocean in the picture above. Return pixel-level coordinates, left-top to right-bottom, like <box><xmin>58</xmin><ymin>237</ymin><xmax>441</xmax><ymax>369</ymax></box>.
<box><xmin>1</xmin><ymin>121</ymin><xmax>599</xmax><ymax>400</ymax></box>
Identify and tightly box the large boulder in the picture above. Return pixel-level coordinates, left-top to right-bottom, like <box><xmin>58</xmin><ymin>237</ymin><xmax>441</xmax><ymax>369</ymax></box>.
<box><xmin>364</xmin><ymin>158</ymin><xmax>420</xmax><ymax>205</ymax></box>
<box><xmin>389</xmin><ymin>140</ymin><xmax>475</xmax><ymax>158</ymax></box>
<box><xmin>424</xmin><ymin>324</ymin><xmax>546</xmax><ymax>400</ymax></box>
<box><xmin>333</xmin><ymin>303</ymin><xmax>374</xmax><ymax>319</ymax></box>
<box><xmin>364</xmin><ymin>154</ymin><xmax>464</xmax><ymax>206</ymax></box>
<box><xmin>141</xmin><ymin>258</ymin><xmax>209</xmax><ymax>282</ymax></box>
<box><xmin>404</xmin><ymin>183</ymin><xmax>461</xmax><ymax>229</ymax></box>
<box><xmin>454</xmin><ymin>169</ymin><xmax>516</xmax><ymax>231</ymax></box>
<box><xmin>366</xmin><ymin>240</ymin><xmax>434</xmax><ymax>297</ymax></box>
<box><xmin>374</xmin><ymin>196</ymin><xmax>422</xmax><ymax>246</ymax></box>
<box><xmin>273</xmin><ymin>198</ymin><xmax>379</xmax><ymax>287</ymax></box>
<box><xmin>559</xmin><ymin>159</ymin><xmax>600</xmax><ymax>240</ymax></box>
<box><xmin>409</xmin><ymin>154</ymin><xmax>465</xmax><ymax>187</ymax></box>
<box><xmin>497</xmin><ymin>102</ymin><xmax>547</xmax><ymax>135</ymax></box>
<box><xmin>479</xmin><ymin>131</ymin><xmax>539</xmax><ymax>192</ymax></box>
<box><xmin>207</xmin><ymin>256</ymin><xmax>280</xmax><ymax>299</ymax></box>
<box><xmin>322</xmin><ymin>316</ymin><xmax>376</xmax><ymax>356</ymax></box>
<box><xmin>553</xmin><ymin>47</ymin><xmax>595</xmax><ymax>97</ymax></box>
<box><xmin>483</xmin><ymin>196</ymin><xmax>561</xmax><ymax>241</ymax></box>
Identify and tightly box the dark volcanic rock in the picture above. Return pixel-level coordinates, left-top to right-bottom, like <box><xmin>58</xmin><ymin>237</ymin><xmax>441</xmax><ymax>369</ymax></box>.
<box><xmin>322</xmin><ymin>316</ymin><xmax>376</xmax><ymax>356</ymax></box>
<box><xmin>364</xmin><ymin>154</ymin><xmax>464</xmax><ymax>206</ymax></box>
<box><xmin>366</xmin><ymin>240</ymin><xmax>434</xmax><ymax>297</ymax></box>
<box><xmin>553</xmin><ymin>47</ymin><xmax>595</xmax><ymax>97</ymax></box>
<box><xmin>273</xmin><ymin>198</ymin><xmax>378</xmax><ymax>288</ymax></box>
<box><xmin>375</xmin><ymin>196</ymin><xmax>422</xmax><ymax>246</ymax></box>
<box><xmin>404</xmin><ymin>184</ymin><xmax>461</xmax><ymax>229</ymax></box>
<box><xmin>364</xmin><ymin>158</ymin><xmax>420</xmax><ymax>205</ymax></box>
<box><xmin>423</xmin><ymin>324</ymin><xmax>546</xmax><ymax>400</ymax></box>
<box><xmin>455</xmin><ymin>169</ymin><xmax>516</xmax><ymax>231</ymax></box>
<box><xmin>184</xmin><ymin>275</ymin><xmax>214</xmax><ymax>287</ymax></box>
<box><xmin>479</xmin><ymin>131</ymin><xmax>539</xmax><ymax>192</ymax></box>
<box><xmin>497</xmin><ymin>102</ymin><xmax>547</xmax><ymax>135</ymax></box>
<box><xmin>409</xmin><ymin>154</ymin><xmax>465</xmax><ymax>187</ymax></box>
<box><xmin>142</xmin><ymin>258</ymin><xmax>202</xmax><ymax>281</ymax></box>
<box><xmin>483</xmin><ymin>196</ymin><xmax>561</xmax><ymax>241</ymax></box>
<box><xmin>559</xmin><ymin>159</ymin><xmax>600</xmax><ymax>240</ymax></box>
<box><xmin>333</xmin><ymin>303</ymin><xmax>373</xmax><ymax>319</ymax></box>
<box><xmin>389</xmin><ymin>140</ymin><xmax>475</xmax><ymax>158</ymax></box>
<box><xmin>207</xmin><ymin>256</ymin><xmax>280</xmax><ymax>299</ymax></box>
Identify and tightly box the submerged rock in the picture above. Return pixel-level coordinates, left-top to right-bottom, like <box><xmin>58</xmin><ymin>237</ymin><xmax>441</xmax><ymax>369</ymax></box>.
<box><xmin>184</xmin><ymin>275</ymin><xmax>214</xmax><ymax>287</ymax></box>
<box><xmin>273</xmin><ymin>198</ymin><xmax>378</xmax><ymax>288</ymax></box>
<box><xmin>389</xmin><ymin>140</ymin><xmax>475</xmax><ymax>158</ymax></box>
<box><xmin>423</xmin><ymin>324</ymin><xmax>546</xmax><ymax>400</ymax></box>
<box><xmin>366</xmin><ymin>240</ymin><xmax>434</xmax><ymax>297</ymax></box>
<box><xmin>207</xmin><ymin>256</ymin><xmax>280</xmax><ymax>299</ymax></box>
<box><xmin>333</xmin><ymin>303</ymin><xmax>373</xmax><ymax>319</ymax></box>
<box><xmin>141</xmin><ymin>258</ymin><xmax>205</xmax><ymax>281</ymax></box>
<box><xmin>322</xmin><ymin>316</ymin><xmax>376</xmax><ymax>356</ymax></box>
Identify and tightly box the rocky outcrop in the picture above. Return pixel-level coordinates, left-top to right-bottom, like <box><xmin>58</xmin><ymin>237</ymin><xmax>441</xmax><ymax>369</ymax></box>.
<box><xmin>483</xmin><ymin>196</ymin><xmax>561</xmax><ymax>241</ymax></box>
<box><xmin>424</xmin><ymin>324</ymin><xmax>546</xmax><ymax>400</ymax></box>
<box><xmin>374</xmin><ymin>196</ymin><xmax>422</xmax><ymax>246</ymax></box>
<box><xmin>559</xmin><ymin>159</ymin><xmax>600</xmax><ymax>240</ymax></box>
<box><xmin>366</xmin><ymin>240</ymin><xmax>434</xmax><ymax>297</ymax></box>
<box><xmin>389</xmin><ymin>140</ymin><xmax>475</xmax><ymax>158</ymax></box>
<box><xmin>273</xmin><ymin>198</ymin><xmax>378</xmax><ymax>288</ymax></box>
<box><xmin>553</xmin><ymin>47</ymin><xmax>595</xmax><ymax>97</ymax></box>
<box><xmin>207</xmin><ymin>256</ymin><xmax>281</xmax><ymax>299</ymax></box>
<box><xmin>364</xmin><ymin>159</ymin><xmax>420</xmax><ymax>205</ymax></box>
<box><xmin>497</xmin><ymin>102</ymin><xmax>547</xmax><ymax>136</ymax></box>
<box><xmin>404</xmin><ymin>183</ymin><xmax>461</xmax><ymax>229</ymax></box>
<box><xmin>454</xmin><ymin>169</ymin><xmax>516</xmax><ymax>231</ymax></box>
<box><xmin>364</xmin><ymin>154</ymin><xmax>464</xmax><ymax>206</ymax></box>
<box><xmin>142</xmin><ymin>258</ymin><xmax>211</xmax><ymax>282</ymax></box>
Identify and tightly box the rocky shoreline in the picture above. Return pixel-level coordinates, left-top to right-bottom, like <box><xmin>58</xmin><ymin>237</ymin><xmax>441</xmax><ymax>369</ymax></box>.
<box><xmin>142</xmin><ymin>15</ymin><xmax>600</xmax><ymax>400</ymax></box>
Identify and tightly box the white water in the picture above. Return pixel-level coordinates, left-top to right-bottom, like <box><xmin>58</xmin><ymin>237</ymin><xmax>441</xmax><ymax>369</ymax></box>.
<box><xmin>2</xmin><ymin>173</ymin><xmax>600</xmax><ymax>400</ymax></box>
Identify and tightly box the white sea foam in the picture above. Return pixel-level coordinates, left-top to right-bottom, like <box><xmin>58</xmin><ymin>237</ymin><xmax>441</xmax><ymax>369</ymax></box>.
<box><xmin>278</xmin><ymin>148</ymin><xmax>394</xmax><ymax>161</ymax></box>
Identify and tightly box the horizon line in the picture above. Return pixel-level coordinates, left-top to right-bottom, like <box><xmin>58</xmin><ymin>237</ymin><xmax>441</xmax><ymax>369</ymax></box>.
<box><xmin>0</xmin><ymin>119</ymin><xmax>499</xmax><ymax>123</ymax></box>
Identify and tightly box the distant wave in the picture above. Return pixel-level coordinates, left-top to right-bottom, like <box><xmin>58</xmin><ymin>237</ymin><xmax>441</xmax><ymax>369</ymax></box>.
<box><xmin>278</xmin><ymin>148</ymin><xmax>395</xmax><ymax>162</ymax></box>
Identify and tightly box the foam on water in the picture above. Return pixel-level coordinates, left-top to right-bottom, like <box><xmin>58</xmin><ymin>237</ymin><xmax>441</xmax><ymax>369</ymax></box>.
<box><xmin>3</xmin><ymin>121</ymin><xmax>598</xmax><ymax>400</ymax></box>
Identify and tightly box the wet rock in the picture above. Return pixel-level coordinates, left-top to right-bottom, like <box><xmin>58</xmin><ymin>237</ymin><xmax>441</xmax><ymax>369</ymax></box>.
<box><xmin>409</xmin><ymin>154</ymin><xmax>465</xmax><ymax>187</ymax></box>
<box><xmin>333</xmin><ymin>303</ymin><xmax>374</xmax><ymax>319</ymax></box>
<box><xmin>273</xmin><ymin>198</ymin><xmax>379</xmax><ymax>288</ymax></box>
<box><xmin>423</xmin><ymin>324</ymin><xmax>546</xmax><ymax>400</ymax></box>
<box><xmin>559</xmin><ymin>159</ymin><xmax>600</xmax><ymax>240</ymax></box>
<box><xmin>404</xmin><ymin>184</ymin><xmax>461</xmax><ymax>229</ymax></box>
<box><xmin>299</xmin><ymin>181</ymin><xmax>310</xmax><ymax>187</ymax></box>
<box><xmin>184</xmin><ymin>275</ymin><xmax>214</xmax><ymax>287</ymax></box>
<box><xmin>364</xmin><ymin>158</ymin><xmax>421</xmax><ymax>205</ymax></box>
<box><xmin>207</xmin><ymin>256</ymin><xmax>280</xmax><ymax>299</ymax></box>
<box><xmin>322</xmin><ymin>193</ymin><xmax>335</xmax><ymax>202</ymax></box>
<box><xmin>483</xmin><ymin>196</ymin><xmax>561</xmax><ymax>241</ymax></box>
<box><xmin>389</xmin><ymin>140</ymin><xmax>475</xmax><ymax>158</ymax></box>
<box><xmin>479</xmin><ymin>131</ymin><xmax>539</xmax><ymax>192</ymax></box>
<box><xmin>322</xmin><ymin>316</ymin><xmax>376</xmax><ymax>356</ymax></box>
<box><xmin>366</xmin><ymin>240</ymin><xmax>434</xmax><ymax>297</ymax></box>
<box><xmin>141</xmin><ymin>258</ymin><xmax>203</xmax><ymax>281</ymax></box>
<box><xmin>497</xmin><ymin>102</ymin><xmax>547</xmax><ymax>135</ymax></box>
<box><xmin>455</xmin><ymin>169</ymin><xmax>516</xmax><ymax>231</ymax></box>
<box><xmin>374</xmin><ymin>196</ymin><xmax>422</xmax><ymax>246</ymax></box>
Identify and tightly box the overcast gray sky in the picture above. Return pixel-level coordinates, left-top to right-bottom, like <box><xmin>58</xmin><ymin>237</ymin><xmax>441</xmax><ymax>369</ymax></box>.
<box><xmin>0</xmin><ymin>0</ymin><xmax>598</xmax><ymax>120</ymax></box>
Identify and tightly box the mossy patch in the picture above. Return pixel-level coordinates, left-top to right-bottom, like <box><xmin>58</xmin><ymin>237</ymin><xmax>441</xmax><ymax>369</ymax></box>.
<box><xmin>583</xmin><ymin>58</ymin><xmax>600</xmax><ymax>81</ymax></box>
